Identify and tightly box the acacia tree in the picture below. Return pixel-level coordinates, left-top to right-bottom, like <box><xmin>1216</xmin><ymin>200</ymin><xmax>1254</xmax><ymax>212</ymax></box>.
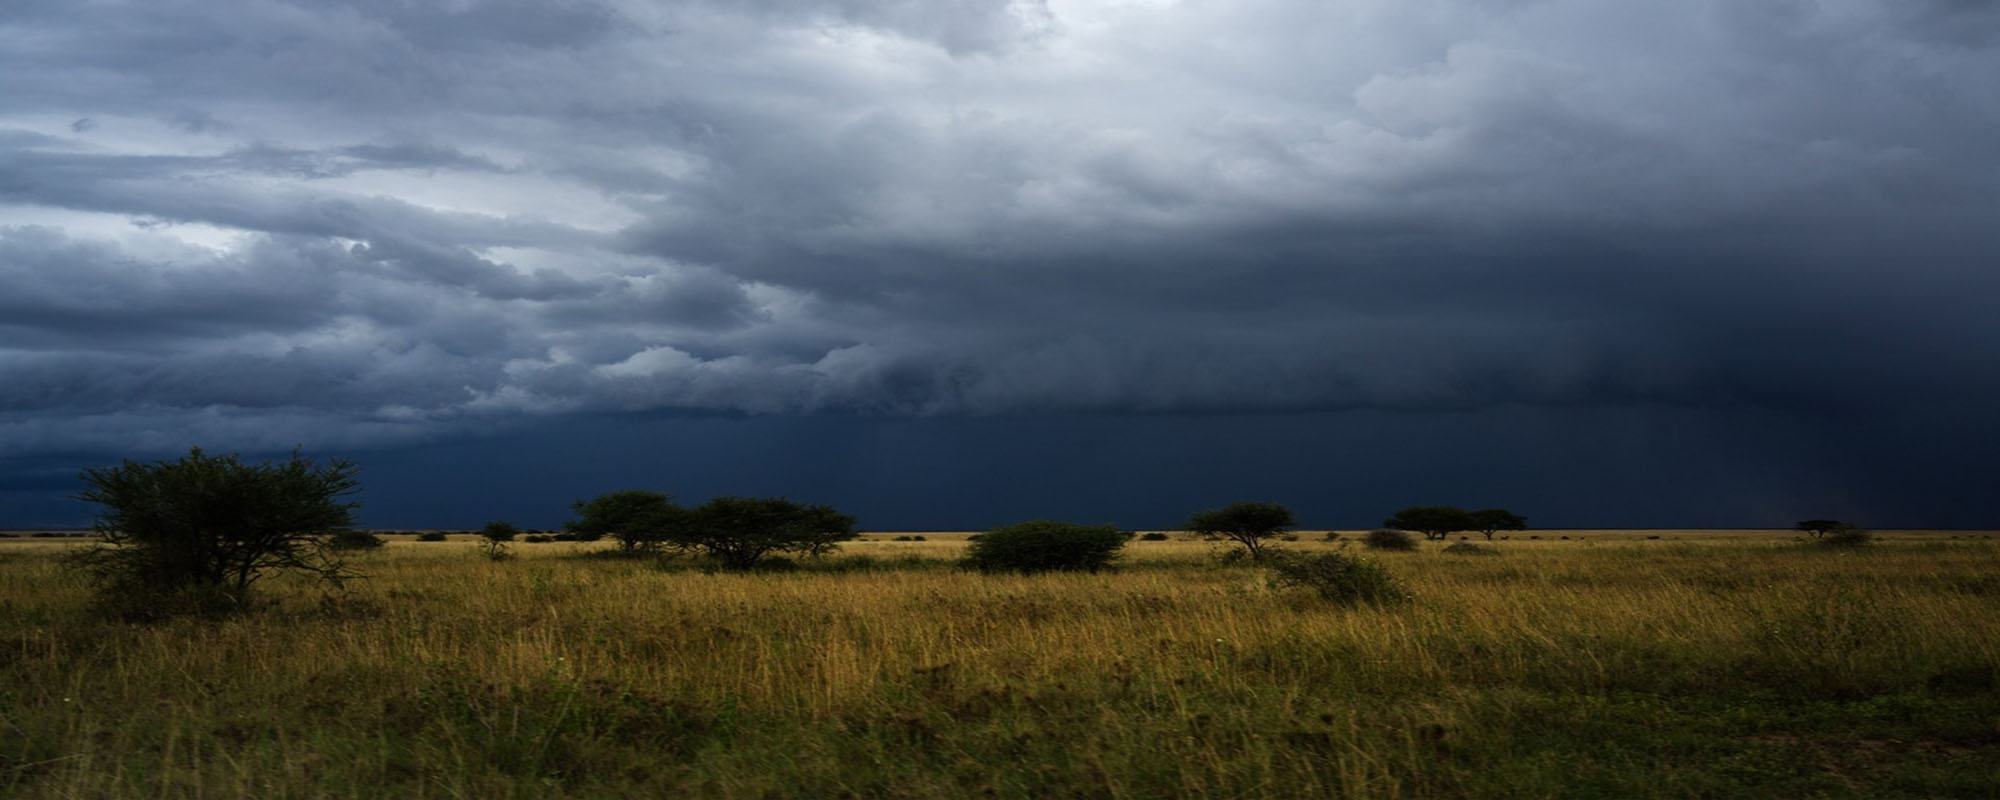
<box><xmin>1383</xmin><ymin>506</ymin><xmax>1474</xmax><ymax>541</ymax></box>
<box><xmin>67</xmin><ymin>448</ymin><xmax>360</xmax><ymax>618</ymax></box>
<box><xmin>478</xmin><ymin>520</ymin><xmax>518</xmax><ymax>560</ymax></box>
<box><xmin>1469</xmin><ymin>509</ymin><xmax>1527</xmax><ymax>541</ymax></box>
<box><xmin>668</xmin><ymin>497</ymin><xmax>858</xmax><ymax>569</ymax></box>
<box><xmin>1186</xmin><ymin>501</ymin><xmax>1296</xmax><ymax>560</ymax></box>
<box><xmin>566</xmin><ymin>490</ymin><xmax>679</xmax><ymax>555</ymax></box>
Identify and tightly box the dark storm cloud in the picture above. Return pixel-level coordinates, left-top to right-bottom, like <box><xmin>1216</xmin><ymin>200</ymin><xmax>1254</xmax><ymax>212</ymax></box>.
<box><xmin>2</xmin><ymin>0</ymin><xmax>1997</xmax><ymax>462</ymax></box>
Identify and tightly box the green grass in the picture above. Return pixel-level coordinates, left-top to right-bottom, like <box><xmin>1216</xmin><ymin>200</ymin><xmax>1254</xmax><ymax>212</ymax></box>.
<box><xmin>1</xmin><ymin>536</ymin><xmax>1996</xmax><ymax>798</ymax></box>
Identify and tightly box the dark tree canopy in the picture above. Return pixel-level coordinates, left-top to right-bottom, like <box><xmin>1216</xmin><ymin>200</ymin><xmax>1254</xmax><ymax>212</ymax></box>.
<box><xmin>67</xmin><ymin>447</ymin><xmax>359</xmax><ymax>617</ymax></box>
<box><xmin>669</xmin><ymin>497</ymin><xmax>858</xmax><ymax>569</ymax></box>
<box><xmin>962</xmin><ymin>520</ymin><xmax>1133</xmax><ymax>574</ymax></box>
<box><xmin>1468</xmin><ymin>509</ymin><xmax>1527</xmax><ymax>541</ymax></box>
<box><xmin>479</xmin><ymin>521</ymin><xmax>519</xmax><ymax>543</ymax></box>
<box><xmin>1383</xmin><ymin>506</ymin><xmax>1474</xmax><ymax>541</ymax></box>
<box><xmin>1185</xmin><ymin>501</ymin><xmax>1296</xmax><ymax>560</ymax></box>
<box><xmin>566</xmin><ymin>490</ymin><xmax>679</xmax><ymax>555</ymax></box>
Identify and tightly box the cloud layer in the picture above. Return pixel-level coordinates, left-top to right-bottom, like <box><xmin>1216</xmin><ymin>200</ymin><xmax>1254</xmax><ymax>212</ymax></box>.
<box><xmin>5</xmin><ymin>0</ymin><xmax>1998</xmax><ymax>455</ymax></box>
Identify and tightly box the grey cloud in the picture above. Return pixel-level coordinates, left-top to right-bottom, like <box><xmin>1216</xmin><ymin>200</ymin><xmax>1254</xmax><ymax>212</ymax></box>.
<box><xmin>0</xmin><ymin>0</ymin><xmax>1995</xmax><ymax>458</ymax></box>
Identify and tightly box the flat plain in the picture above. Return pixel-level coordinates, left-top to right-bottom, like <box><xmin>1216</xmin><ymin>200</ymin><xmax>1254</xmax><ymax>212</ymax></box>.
<box><xmin>2</xmin><ymin>532</ymin><xmax>1996</xmax><ymax>798</ymax></box>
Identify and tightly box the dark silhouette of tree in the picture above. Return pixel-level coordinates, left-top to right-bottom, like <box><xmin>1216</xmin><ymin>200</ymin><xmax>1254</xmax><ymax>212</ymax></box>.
<box><xmin>1468</xmin><ymin>509</ymin><xmax>1527</xmax><ymax>541</ymax></box>
<box><xmin>479</xmin><ymin>520</ymin><xmax>518</xmax><ymax>560</ymax></box>
<box><xmin>1186</xmin><ymin>501</ymin><xmax>1296</xmax><ymax>560</ymax></box>
<box><xmin>1383</xmin><ymin>506</ymin><xmax>1473</xmax><ymax>541</ymax></box>
<box><xmin>566</xmin><ymin>490</ymin><xmax>679</xmax><ymax>555</ymax></box>
<box><xmin>670</xmin><ymin>497</ymin><xmax>857</xmax><ymax>569</ymax></box>
<box><xmin>67</xmin><ymin>447</ymin><xmax>359</xmax><ymax>618</ymax></box>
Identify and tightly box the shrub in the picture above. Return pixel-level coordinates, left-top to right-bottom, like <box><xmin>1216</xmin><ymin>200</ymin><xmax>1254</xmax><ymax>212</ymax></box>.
<box><xmin>1442</xmin><ymin>542</ymin><xmax>1498</xmax><ymax>556</ymax></box>
<box><xmin>524</xmin><ymin>534</ymin><xmax>554</xmax><ymax>543</ymax></box>
<box><xmin>1363</xmin><ymin>529</ymin><xmax>1417</xmax><ymax>551</ymax></box>
<box><xmin>963</xmin><ymin>521</ymin><xmax>1132</xmax><ymax>574</ymax></box>
<box><xmin>327</xmin><ymin>531</ymin><xmax>385</xmax><ymax>550</ymax></box>
<box><xmin>65</xmin><ymin>447</ymin><xmax>359</xmax><ymax>619</ymax></box>
<box><xmin>1265</xmin><ymin>552</ymin><xmax>1409</xmax><ymax>605</ymax></box>
<box><xmin>1139</xmin><ymin>532</ymin><xmax>1170</xmax><ymax>541</ymax></box>
<box><xmin>1322</xmin><ymin>531</ymin><xmax>1341</xmax><ymax>542</ymax></box>
<box><xmin>416</xmin><ymin>531</ymin><xmax>448</xmax><ymax>542</ymax></box>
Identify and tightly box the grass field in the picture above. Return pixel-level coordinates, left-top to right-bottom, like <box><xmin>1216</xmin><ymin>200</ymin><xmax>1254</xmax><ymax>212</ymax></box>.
<box><xmin>2</xmin><ymin>533</ymin><xmax>1996</xmax><ymax>798</ymax></box>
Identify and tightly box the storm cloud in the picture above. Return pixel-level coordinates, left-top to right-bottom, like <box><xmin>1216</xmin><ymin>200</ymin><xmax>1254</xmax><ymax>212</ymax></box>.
<box><xmin>3</xmin><ymin>1</ymin><xmax>1997</xmax><ymax>526</ymax></box>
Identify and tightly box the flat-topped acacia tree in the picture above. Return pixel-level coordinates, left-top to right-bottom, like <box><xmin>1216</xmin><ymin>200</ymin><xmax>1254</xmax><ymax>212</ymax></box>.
<box><xmin>1469</xmin><ymin>509</ymin><xmax>1528</xmax><ymax>541</ymax></box>
<box><xmin>669</xmin><ymin>497</ymin><xmax>858</xmax><ymax>569</ymax></box>
<box><xmin>1383</xmin><ymin>506</ymin><xmax>1475</xmax><ymax>542</ymax></box>
<box><xmin>565</xmin><ymin>490</ymin><xmax>678</xmax><ymax>556</ymax></box>
<box><xmin>1186</xmin><ymin>501</ymin><xmax>1296</xmax><ymax>560</ymax></box>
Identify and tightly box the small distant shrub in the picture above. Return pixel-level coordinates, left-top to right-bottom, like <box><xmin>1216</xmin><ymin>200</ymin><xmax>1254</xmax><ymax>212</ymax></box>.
<box><xmin>1645</xmin><ymin>535</ymin><xmax>1660</xmax><ymax>540</ymax></box>
<box><xmin>1559</xmin><ymin>535</ymin><xmax>1570</xmax><ymax>541</ymax></box>
<box><xmin>31</xmin><ymin>532</ymin><xmax>60</xmax><ymax>538</ymax></box>
<box><xmin>524</xmin><ymin>534</ymin><xmax>554</xmax><ymax>543</ymax></box>
<box><xmin>1140</xmin><ymin>532</ymin><xmax>1170</xmax><ymax>541</ymax></box>
<box><xmin>1322</xmin><ymin>531</ymin><xmax>1341</xmax><ymax>542</ymax></box>
<box><xmin>1531</xmin><ymin>535</ymin><xmax>1543</xmax><ymax>540</ymax></box>
<box><xmin>1363</xmin><ymin>529</ymin><xmax>1417</xmax><ymax>551</ymax></box>
<box><xmin>963</xmin><ymin>521</ymin><xmax>1131</xmax><ymax>574</ymax></box>
<box><xmin>416</xmin><ymin>532</ymin><xmax>447</xmax><ymax>542</ymax></box>
<box><xmin>1266</xmin><ymin>552</ymin><xmax>1409</xmax><ymax>605</ymax></box>
<box><xmin>1280</xmin><ymin>534</ymin><xmax>1300</xmax><ymax>542</ymax></box>
<box><xmin>326</xmin><ymin>531</ymin><xmax>385</xmax><ymax>550</ymax></box>
<box><xmin>1442</xmin><ymin>542</ymin><xmax>1498</xmax><ymax>556</ymax></box>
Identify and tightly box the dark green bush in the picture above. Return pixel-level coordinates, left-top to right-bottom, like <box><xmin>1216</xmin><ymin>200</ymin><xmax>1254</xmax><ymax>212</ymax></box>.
<box><xmin>524</xmin><ymin>534</ymin><xmax>554</xmax><ymax>543</ymax></box>
<box><xmin>326</xmin><ymin>531</ymin><xmax>385</xmax><ymax>550</ymax></box>
<box><xmin>65</xmin><ymin>447</ymin><xmax>359</xmax><ymax>619</ymax></box>
<box><xmin>1442</xmin><ymin>541</ymin><xmax>1498</xmax><ymax>556</ymax></box>
<box><xmin>1139</xmin><ymin>532</ymin><xmax>1170</xmax><ymax>541</ymax></box>
<box><xmin>1266</xmin><ymin>552</ymin><xmax>1409</xmax><ymax>605</ymax></box>
<box><xmin>1363</xmin><ymin>529</ymin><xmax>1417</xmax><ymax>551</ymax></box>
<box><xmin>416</xmin><ymin>532</ymin><xmax>448</xmax><ymax>542</ymax></box>
<box><xmin>963</xmin><ymin>521</ymin><xmax>1132</xmax><ymax>574</ymax></box>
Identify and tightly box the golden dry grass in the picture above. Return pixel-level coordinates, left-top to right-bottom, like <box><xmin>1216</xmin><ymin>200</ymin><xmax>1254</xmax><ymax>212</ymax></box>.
<box><xmin>2</xmin><ymin>534</ymin><xmax>1996</xmax><ymax>798</ymax></box>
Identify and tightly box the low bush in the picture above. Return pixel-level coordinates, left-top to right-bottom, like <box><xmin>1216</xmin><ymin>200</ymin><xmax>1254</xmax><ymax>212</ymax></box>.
<box><xmin>326</xmin><ymin>531</ymin><xmax>385</xmax><ymax>550</ymax></box>
<box><xmin>1265</xmin><ymin>552</ymin><xmax>1409</xmax><ymax>605</ymax></box>
<box><xmin>963</xmin><ymin>521</ymin><xmax>1132</xmax><ymax>574</ymax></box>
<box><xmin>416</xmin><ymin>532</ymin><xmax>448</xmax><ymax>542</ymax></box>
<box><xmin>1322</xmin><ymin>531</ymin><xmax>1341</xmax><ymax>541</ymax></box>
<box><xmin>524</xmin><ymin>534</ymin><xmax>554</xmax><ymax>543</ymax></box>
<box><xmin>1363</xmin><ymin>529</ymin><xmax>1417</xmax><ymax>551</ymax></box>
<box><xmin>1139</xmin><ymin>532</ymin><xmax>1170</xmax><ymax>541</ymax></box>
<box><xmin>1443</xmin><ymin>542</ymin><xmax>1498</xmax><ymax>556</ymax></box>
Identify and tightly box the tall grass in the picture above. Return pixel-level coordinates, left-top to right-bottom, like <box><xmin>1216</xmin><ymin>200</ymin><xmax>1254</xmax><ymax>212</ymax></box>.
<box><xmin>1</xmin><ymin>537</ymin><xmax>1995</xmax><ymax>798</ymax></box>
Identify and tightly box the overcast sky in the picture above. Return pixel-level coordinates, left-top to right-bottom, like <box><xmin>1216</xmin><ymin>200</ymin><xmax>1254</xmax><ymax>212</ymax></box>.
<box><xmin>4</xmin><ymin>0</ymin><xmax>1997</xmax><ymax>529</ymax></box>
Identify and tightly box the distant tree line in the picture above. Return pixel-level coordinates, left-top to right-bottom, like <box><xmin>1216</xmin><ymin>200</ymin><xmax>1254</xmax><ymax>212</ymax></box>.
<box><xmin>56</xmin><ymin>446</ymin><xmax>1869</xmax><ymax>619</ymax></box>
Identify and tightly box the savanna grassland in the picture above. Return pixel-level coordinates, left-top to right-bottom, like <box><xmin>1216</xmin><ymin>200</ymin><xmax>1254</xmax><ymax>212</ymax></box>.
<box><xmin>2</xmin><ymin>533</ymin><xmax>1997</xmax><ymax>798</ymax></box>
